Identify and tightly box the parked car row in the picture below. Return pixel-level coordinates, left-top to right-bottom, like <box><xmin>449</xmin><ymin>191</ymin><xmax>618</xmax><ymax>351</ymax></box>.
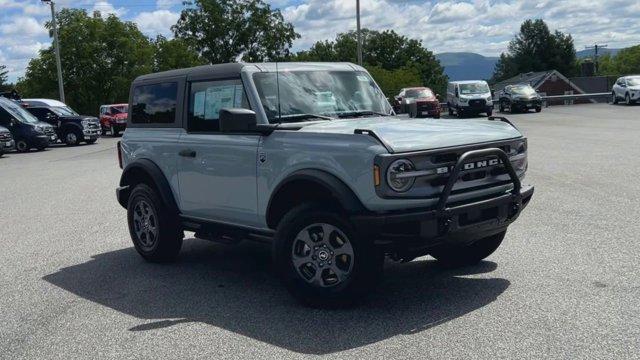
<box><xmin>0</xmin><ymin>95</ymin><xmax>129</xmax><ymax>155</ymax></box>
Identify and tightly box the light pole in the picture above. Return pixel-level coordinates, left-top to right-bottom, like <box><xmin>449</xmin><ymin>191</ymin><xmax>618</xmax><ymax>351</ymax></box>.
<box><xmin>585</xmin><ymin>44</ymin><xmax>608</xmax><ymax>76</ymax></box>
<box><xmin>356</xmin><ymin>0</ymin><xmax>362</xmax><ymax>66</ymax></box>
<box><xmin>42</xmin><ymin>0</ymin><xmax>65</xmax><ymax>103</ymax></box>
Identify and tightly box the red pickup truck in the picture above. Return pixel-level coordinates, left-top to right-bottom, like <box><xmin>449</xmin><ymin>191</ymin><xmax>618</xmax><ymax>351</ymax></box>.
<box><xmin>99</xmin><ymin>103</ymin><xmax>128</xmax><ymax>136</ymax></box>
<box><xmin>393</xmin><ymin>87</ymin><xmax>441</xmax><ymax>118</ymax></box>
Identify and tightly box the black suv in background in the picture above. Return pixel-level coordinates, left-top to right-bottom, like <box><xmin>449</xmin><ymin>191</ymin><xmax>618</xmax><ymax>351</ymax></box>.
<box><xmin>498</xmin><ymin>84</ymin><xmax>542</xmax><ymax>113</ymax></box>
<box><xmin>0</xmin><ymin>125</ymin><xmax>14</xmax><ymax>157</ymax></box>
<box><xmin>0</xmin><ymin>97</ymin><xmax>56</xmax><ymax>152</ymax></box>
<box><xmin>24</xmin><ymin>103</ymin><xmax>100</xmax><ymax>146</ymax></box>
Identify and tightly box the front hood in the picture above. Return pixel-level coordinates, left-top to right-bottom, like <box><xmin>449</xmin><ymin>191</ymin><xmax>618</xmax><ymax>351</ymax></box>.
<box><xmin>629</xmin><ymin>86</ymin><xmax>640</xmax><ymax>91</ymax></box>
<box><xmin>298</xmin><ymin>116</ymin><xmax>522</xmax><ymax>153</ymax></box>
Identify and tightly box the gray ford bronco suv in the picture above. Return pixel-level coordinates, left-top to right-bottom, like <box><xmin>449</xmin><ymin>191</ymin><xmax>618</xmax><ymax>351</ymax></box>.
<box><xmin>116</xmin><ymin>62</ymin><xmax>534</xmax><ymax>307</ymax></box>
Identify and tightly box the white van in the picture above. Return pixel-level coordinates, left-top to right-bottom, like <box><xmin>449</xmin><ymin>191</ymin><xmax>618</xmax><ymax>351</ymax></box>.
<box><xmin>446</xmin><ymin>81</ymin><xmax>493</xmax><ymax>117</ymax></box>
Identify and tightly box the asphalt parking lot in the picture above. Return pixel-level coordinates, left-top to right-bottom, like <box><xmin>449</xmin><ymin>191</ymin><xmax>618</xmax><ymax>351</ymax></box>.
<box><xmin>1</xmin><ymin>103</ymin><xmax>639</xmax><ymax>359</ymax></box>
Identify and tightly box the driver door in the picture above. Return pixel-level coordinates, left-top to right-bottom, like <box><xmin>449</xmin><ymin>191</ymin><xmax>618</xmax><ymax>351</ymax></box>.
<box><xmin>177</xmin><ymin>78</ymin><xmax>260</xmax><ymax>227</ymax></box>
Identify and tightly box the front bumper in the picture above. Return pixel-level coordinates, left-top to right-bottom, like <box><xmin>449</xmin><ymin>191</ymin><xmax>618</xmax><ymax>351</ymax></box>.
<box><xmin>1</xmin><ymin>139</ymin><xmax>14</xmax><ymax>150</ymax></box>
<box><xmin>33</xmin><ymin>135</ymin><xmax>52</xmax><ymax>147</ymax></box>
<box><xmin>353</xmin><ymin>185</ymin><xmax>533</xmax><ymax>249</ymax></box>
<box><xmin>83</xmin><ymin>127</ymin><xmax>101</xmax><ymax>139</ymax></box>
<box><xmin>513</xmin><ymin>99</ymin><xmax>542</xmax><ymax>109</ymax></box>
<box><xmin>352</xmin><ymin>147</ymin><xmax>534</xmax><ymax>253</ymax></box>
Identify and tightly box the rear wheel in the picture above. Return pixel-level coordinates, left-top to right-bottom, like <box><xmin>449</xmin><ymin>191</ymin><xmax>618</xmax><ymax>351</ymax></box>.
<box><xmin>430</xmin><ymin>231</ymin><xmax>506</xmax><ymax>268</ymax></box>
<box><xmin>456</xmin><ymin>108</ymin><xmax>464</xmax><ymax>118</ymax></box>
<box><xmin>127</xmin><ymin>183</ymin><xmax>183</xmax><ymax>262</ymax></box>
<box><xmin>535</xmin><ymin>106</ymin><xmax>542</xmax><ymax>113</ymax></box>
<box><xmin>273</xmin><ymin>203</ymin><xmax>383</xmax><ymax>308</ymax></box>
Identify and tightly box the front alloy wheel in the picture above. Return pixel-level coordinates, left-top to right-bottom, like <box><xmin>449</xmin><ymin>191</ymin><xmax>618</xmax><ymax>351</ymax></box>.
<box><xmin>65</xmin><ymin>131</ymin><xmax>79</xmax><ymax>146</ymax></box>
<box><xmin>132</xmin><ymin>200</ymin><xmax>159</xmax><ymax>251</ymax></box>
<box><xmin>273</xmin><ymin>203</ymin><xmax>383</xmax><ymax>308</ymax></box>
<box><xmin>15</xmin><ymin>140</ymin><xmax>29</xmax><ymax>152</ymax></box>
<box><xmin>291</xmin><ymin>223</ymin><xmax>354</xmax><ymax>288</ymax></box>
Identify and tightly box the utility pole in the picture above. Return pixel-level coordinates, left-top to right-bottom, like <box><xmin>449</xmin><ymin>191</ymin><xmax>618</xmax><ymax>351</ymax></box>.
<box><xmin>356</xmin><ymin>0</ymin><xmax>362</xmax><ymax>66</ymax></box>
<box><xmin>585</xmin><ymin>44</ymin><xmax>608</xmax><ymax>76</ymax></box>
<box><xmin>42</xmin><ymin>0</ymin><xmax>65</xmax><ymax>103</ymax></box>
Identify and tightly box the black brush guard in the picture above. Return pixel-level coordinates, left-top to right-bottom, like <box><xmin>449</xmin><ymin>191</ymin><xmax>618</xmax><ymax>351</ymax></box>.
<box><xmin>352</xmin><ymin>147</ymin><xmax>534</xmax><ymax>248</ymax></box>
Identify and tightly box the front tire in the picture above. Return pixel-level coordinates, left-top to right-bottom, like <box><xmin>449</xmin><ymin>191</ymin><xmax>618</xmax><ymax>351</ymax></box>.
<box><xmin>626</xmin><ymin>93</ymin><xmax>634</xmax><ymax>105</ymax></box>
<box><xmin>15</xmin><ymin>139</ymin><xmax>30</xmax><ymax>153</ymax></box>
<box><xmin>447</xmin><ymin>104</ymin><xmax>454</xmax><ymax>116</ymax></box>
<box><xmin>273</xmin><ymin>203</ymin><xmax>383</xmax><ymax>308</ymax></box>
<box><xmin>86</xmin><ymin>139</ymin><xmax>97</xmax><ymax>144</ymax></box>
<box><xmin>430</xmin><ymin>231</ymin><xmax>506</xmax><ymax>268</ymax></box>
<box><xmin>64</xmin><ymin>130</ymin><xmax>81</xmax><ymax>146</ymax></box>
<box><xmin>535</xmin><ymin>106</ymin><xmax>542</xmax><ymax>113</ymax></box>
<box><xmin>127</xmin><ymin>184</ymin><xmax>183</xmax><ymax>262</ymax></box>
<box><xmin>612</xmin><ymin>92</ymin><xmax>618</xmax><ymax>104</ymax></box>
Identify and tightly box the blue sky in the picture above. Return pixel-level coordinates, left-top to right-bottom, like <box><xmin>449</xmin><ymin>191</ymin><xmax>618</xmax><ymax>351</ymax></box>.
<box><xmin>1</xmin><ymin>0</ymin><xmax>639</xmax><ymax>82</ymax></box>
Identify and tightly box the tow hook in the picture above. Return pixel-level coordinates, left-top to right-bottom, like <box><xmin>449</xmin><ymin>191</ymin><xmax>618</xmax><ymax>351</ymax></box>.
<box><xmin>439</xmin><ymin>216</ymin><xmax>453</xmax><ymax>234</ymax></box>
<box><xmin>509</xmin><ymin>202</ymin><xmax>521</xmax><ymax>218</ymax></box>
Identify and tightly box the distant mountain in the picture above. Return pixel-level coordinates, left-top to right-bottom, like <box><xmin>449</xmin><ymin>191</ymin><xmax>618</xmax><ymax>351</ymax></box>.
<box><xmin>576</xmin><ymin>48</ymin><xmax>621</xmax><ymax>59</ymax></box>
<box><xmin>436</xmin><ymin>52</ymin><xmax>498</xmax><ymax>81</ymax></box>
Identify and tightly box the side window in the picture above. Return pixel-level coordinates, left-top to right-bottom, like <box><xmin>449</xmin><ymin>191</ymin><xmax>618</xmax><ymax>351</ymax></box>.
<box><xmin>131</xmin><ymin>82</ymin><xmax>178</xmax><ymax>124</ymax></box>
<box><xmin>188</xmin><ymin>79</ymin><xmax>249</xmax><ymax>132</ymax></box>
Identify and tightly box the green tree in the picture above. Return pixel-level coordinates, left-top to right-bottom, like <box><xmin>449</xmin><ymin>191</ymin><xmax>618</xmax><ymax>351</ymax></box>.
<box><xmin>173</xmin><ymin>0</ymin><xmax>299</xmax><ymax>63</ymax></box>
<box><xmin>153</xmin><ymin>35</ymin><xmax>206</xmax><ymax>72</ymax></box>
<box><xmin>293</xmin><ymin>29</ymin><xmax>448</xmax><ymax>96</ymax></box>
<box><xmin>492</xmin><ymin>19</ymin><xmax>576</xmax><ymax>82</ymax></box>
<box><xmin>0</xmin><ymin>65</ymin><xmax>8</xmax><ymax>87</ymax></box>
<box><xmin>18</xmin><ymin>9</ymin><xmax>155</xmax><ymax>115</ymax></box>
<box><xmin>599</xmin><ymin>45</ymin><xmax>640</xmax><ymax>75</ymax></box>
<box><xmin>367</xmin><ymin>66</ymin><xmax>422</xmax><ymax>99</ymax></box>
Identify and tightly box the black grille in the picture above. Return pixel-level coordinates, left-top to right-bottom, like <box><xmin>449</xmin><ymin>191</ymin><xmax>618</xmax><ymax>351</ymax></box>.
<box><xmin>0</xmin><ymin>132</ymin><xmax>11</xmax><ymax>141</ymax></box>
<box><xmin>44</xmin><ymin>127</ymin><xmax>55</xmax><ymax>136</ymax></box>
<box><xmin>469</xmin><ymin>99</ymin><xmax>486</xmax><ymax>108</ymax></box>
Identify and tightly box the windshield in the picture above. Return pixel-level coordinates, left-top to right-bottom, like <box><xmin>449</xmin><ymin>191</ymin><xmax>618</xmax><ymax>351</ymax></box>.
<box><xmin>109</xmin><ymin>105</ymin><xmax>128</xmax><ymax>114</ymax></box>
<box><xmin>405</xmin><ymin>89</ymin><xmax>434</xmax><ymax>98</ymax></box>
<box><xmin>0</xmin><ymin>98</ymin><xmax>40</xmax><ymax>124</ymax></box>
<box><xmin>50</xmin><ymin>106</ymin><xmax>78</xmax><ymax>116</ymax></box>
<box><xmin>253</xmin><ymin>70</ymin><xmax>392</xmax><ymax>122</ymax></box>
<box><xmin>459</xmin><ymin>83</ymin><xmax>490</xmax><ymax>95</ymax></box>
<box><xmin>627</xmin><ymin>77</ymin><xmax>640</xmax><ymax>86</ymax></box>
<box><xmin>509</xmin><ymin>85</ymin><xmax>537</xmax><ymax>95</ymax></box>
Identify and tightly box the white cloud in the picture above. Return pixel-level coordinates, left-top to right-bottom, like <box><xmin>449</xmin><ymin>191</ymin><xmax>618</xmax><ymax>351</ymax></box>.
<box><xmin>0</xmin><ymin>16</ymin><xmax>47</xmax><ymax>37</ymax></box>
<box><xmin>92</xmin><ymin>1</ymin><xmax>126</xmax><ymax>18</ymax></box>
<box><xmin>133</xmin><ymin>10</ymin><xmax>180</xmax><ymax>38</ymax></box>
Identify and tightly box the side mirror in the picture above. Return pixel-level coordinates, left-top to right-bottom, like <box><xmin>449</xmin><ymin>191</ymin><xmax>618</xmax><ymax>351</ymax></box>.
<box><xmin>219</xmin><ymin>108</ymin><xmax>258</xmax><ymax>133</ymax></box>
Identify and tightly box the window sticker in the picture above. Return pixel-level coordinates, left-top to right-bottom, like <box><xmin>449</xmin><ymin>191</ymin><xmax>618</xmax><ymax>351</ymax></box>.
<box><xmin>204</xmin><ymin>85</ymin><xmax>236</xmax><ymax>120</ymax></box>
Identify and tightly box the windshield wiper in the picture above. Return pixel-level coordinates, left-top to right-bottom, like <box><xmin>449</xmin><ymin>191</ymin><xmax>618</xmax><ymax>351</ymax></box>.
<box><xmin>276</xmin><ymin>113</ymin><xmax>334</xmax><ymax>123</ymax></box>
<box><xmin>334</xmin><ymin>110</ymin><xmax>389</xmax><ymax>118</ymax></box>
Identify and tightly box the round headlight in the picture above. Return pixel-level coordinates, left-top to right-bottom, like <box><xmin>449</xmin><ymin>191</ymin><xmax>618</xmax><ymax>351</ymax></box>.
<box><xmin>386</xmin><ymin>159</ymin><xmax>415</xmax><ymax>192</ymax></box>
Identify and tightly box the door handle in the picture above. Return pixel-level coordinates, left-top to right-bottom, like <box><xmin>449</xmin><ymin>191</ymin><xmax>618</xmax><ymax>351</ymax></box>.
<box><xmin>179</xmin><ymin>149</ymin><xmax>196</xmax><ymax>158</ymax></box>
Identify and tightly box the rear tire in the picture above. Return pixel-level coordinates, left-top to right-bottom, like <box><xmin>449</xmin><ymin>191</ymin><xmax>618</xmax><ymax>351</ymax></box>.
<box><xmin>456</xmin><ymin>108</ymin><xmax>464</xmax><ymax>118</ymax></box>
<box><xmin>535</xmin><ymin>106</ymin><xmax>542</xmax><ymax>113</ymax></box>
<box><xmin>430</xmin><ymin>231</ymin><xmax>506</xmax><ymax>268</ymax></box>
<box><xmin>273</xmin><ymin>203</ymin><xmax>383</xmax><ymax>308</ymax></box>
<box><xmin>127</xmin><ymin>183</ymin><xmax>183</xmax><ymax>262</ymax></box>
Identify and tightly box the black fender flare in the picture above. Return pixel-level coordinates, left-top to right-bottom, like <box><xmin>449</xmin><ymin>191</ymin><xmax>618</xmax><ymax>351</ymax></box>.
<box><xmin>117</xmin><ymin>158</ymin><xmax>179</xmax><ymax>213</ymax></box>
<box><xmin>266</xmin><ymin>169</ymin><xmax>366</xmax><ymax>222</ymax></box>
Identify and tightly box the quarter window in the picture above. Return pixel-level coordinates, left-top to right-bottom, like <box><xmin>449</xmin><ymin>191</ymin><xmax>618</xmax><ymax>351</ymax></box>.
<box><xmin>188</xmin><ymin>79</ymin><xmax>249</xmax><ymax>132</ymax></box>
<box><xmin>131</xmin><ymin>82</ymin><xmax>178</xmax><ymax>124</ymax></box>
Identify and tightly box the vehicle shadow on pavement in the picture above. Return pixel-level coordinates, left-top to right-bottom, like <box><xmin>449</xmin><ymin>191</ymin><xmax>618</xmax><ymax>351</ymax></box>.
<box><xmin>43</xmin><ymin>238</ymin><xmax>509</xmax><ymax>355</ymax></box>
